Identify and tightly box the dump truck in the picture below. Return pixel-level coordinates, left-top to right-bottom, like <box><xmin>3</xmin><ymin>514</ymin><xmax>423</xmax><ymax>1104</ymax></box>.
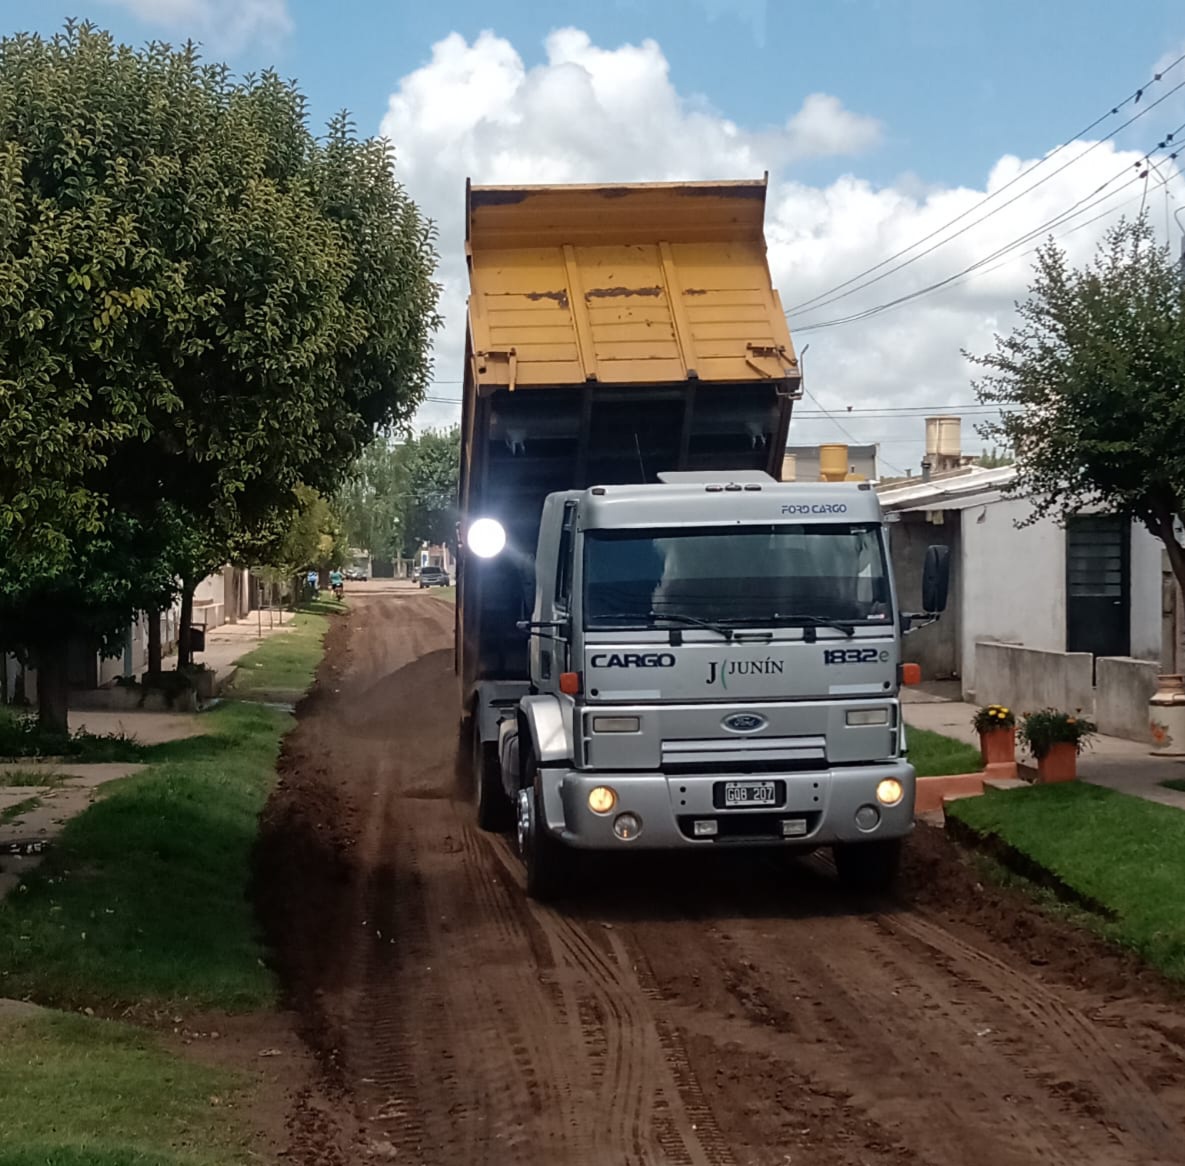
<box><xmin>455</xmin><ymin>178</ymin><xmax>948</xmax><ymax>899</ymax></box>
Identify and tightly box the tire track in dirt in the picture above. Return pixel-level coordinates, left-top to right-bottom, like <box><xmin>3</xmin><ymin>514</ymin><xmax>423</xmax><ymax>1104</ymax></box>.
<box><xmin>257</xmin><ymin>587</ymin><xmax>1185</xmax><ymax>1166</ymax></box>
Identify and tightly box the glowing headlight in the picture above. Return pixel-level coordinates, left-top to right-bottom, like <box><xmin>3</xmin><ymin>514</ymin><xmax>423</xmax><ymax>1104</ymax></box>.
<box><xmin>588</xmin><ymin>786</ymin><xmax>617</xmax><ymax>814</ymax></box>
<box><xmin>876</xmin><ymin>779</ymin><xmax>904</xmax><ymax>807</ymax></box>
<box><xmin>467</xmin><ymin>517</ymin><xmax>506</xmax><ymax>559</ymax></box>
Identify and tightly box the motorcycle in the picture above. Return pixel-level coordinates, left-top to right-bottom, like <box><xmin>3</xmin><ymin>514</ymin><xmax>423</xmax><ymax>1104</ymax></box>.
<box><xmin>332</xmin><ymin>581</ymin><xmax>344</xmax><ymax>601</ymax></box>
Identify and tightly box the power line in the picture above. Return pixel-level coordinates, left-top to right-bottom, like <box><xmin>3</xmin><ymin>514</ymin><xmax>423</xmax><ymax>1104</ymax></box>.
<box><xmin>786</xmin><ymin>53</ymin><xmax>1185</xmax><ymax>317</ymax></box>
<box><xmin>793</xmin><ymin>123</ymin><xmax>1185</xmax><ymax>335</ymax></box>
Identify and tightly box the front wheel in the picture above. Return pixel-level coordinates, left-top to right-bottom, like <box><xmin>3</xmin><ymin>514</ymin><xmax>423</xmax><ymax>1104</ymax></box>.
<box><xmin>833</xmin><ymin>838</ymin><xmax>902</xmax><ymax>894</ymax></box>
<box><xmin>517</xmin><ymin>772</ymin><xmax>571</xmax><ymax>902</ymax></box>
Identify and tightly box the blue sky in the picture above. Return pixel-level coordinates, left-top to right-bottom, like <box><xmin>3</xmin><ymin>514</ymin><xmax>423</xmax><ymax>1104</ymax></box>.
<box><xmin>11</xmin><ymin>1</ymin><xmax>1183</xmax><ymax>189</ymax></box>
<box><xmin>6</xmin><ymin>1</ymin><xmax>1185</xmax><ymax>468</ymax></box>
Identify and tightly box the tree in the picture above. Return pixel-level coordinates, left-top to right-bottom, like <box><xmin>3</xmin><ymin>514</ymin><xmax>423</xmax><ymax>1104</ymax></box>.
<box><xmin>0</xmin><ymin>24</ymin><xmax>439</xmax><ymax>727</ymax></box>
<box><xmin>337</xmin><ymin>437</ymin><xmax>408</xmax><ymax>562</ymax></box>
<box><xmin>975</xmin><ymin>447</ymin><xmax>1014</xmax><ymax>469</ymax></box>
<box><xmin>0</xmin><ymin>514</ymin><xmax>179</xmax><ymax>731</ymax></box>
<box><xmin>971</xmin><ymin>216</ymin><xmax>1185</xmax><ymax>597</ymax></box>
<box><xmin>399</xmin><ymin>427</ymin><xmax>460</xmax><ymax>551</ymax></box>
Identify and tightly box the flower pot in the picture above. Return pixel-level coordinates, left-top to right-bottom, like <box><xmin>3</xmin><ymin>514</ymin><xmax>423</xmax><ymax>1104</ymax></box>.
<box><xmin>979</xmin><ymin>726</ymin><xmax>1016</xmax><ymax>767</ymax></box>
<box><xmin>1037</xmin><ymin>741</ymin><xmax>1077</xmax><ymax>783</ymax></box>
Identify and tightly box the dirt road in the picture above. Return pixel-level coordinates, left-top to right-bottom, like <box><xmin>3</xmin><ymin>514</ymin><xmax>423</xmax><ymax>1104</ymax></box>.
<box><xmin>256</xmin><ymin>589</ymin><xmax>1185</xmax><ymax>1165</ymax></box>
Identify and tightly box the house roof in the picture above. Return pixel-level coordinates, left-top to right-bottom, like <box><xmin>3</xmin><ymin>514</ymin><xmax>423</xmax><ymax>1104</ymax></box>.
<box><xmin>876</xmin><ymin>464</ymin><xmax>1017</xmax><ymax>512</ymax></box>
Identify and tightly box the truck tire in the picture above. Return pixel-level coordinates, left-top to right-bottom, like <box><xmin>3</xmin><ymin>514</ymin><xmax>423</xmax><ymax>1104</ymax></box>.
<box><xmin>832</xmin><ymin>838</ymin><xmax>902</xmax><ymax>894</ymax></box>
<box><xmin>473</xmin><ymin>722</ymin><xmax>512</xmax><ymax>832</ymax></box>
<box><xmin>518</xmin><ymin>769</ymin><xmax>571</xmax><ymax>902</ymax></box>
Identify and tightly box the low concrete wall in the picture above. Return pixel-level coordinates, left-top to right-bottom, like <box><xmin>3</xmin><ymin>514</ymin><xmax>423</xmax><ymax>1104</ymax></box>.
<box><xmin>1094</xmin><ymin>656</ymin><xmax>1158</xmax><ymax>743</ymax></box>
<box><xmin>974</xmin><ymin>640</ymin><xmax>1095</xmax><ymax>716</ymax></box>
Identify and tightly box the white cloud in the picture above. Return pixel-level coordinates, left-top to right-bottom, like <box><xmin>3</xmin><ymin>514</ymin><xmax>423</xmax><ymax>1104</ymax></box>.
<box><xmin>382</xmin><ymin>29</ymin><xmax>1184</xmax><ymax>471</ymax></box>
<box><xmin>103</xmin><ymin>0</ymin><xmax>292</xmax><ymax>52</ymax></box>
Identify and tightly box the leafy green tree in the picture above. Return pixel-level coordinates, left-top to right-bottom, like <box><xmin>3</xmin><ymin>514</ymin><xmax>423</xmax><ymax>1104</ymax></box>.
<box><xmin>975</xmin><ymin>447</ymin><xmax>1014</xmax><ymax>469</ymax></box>
<box><xmin>399</xmin><ymin>427</ymin><xmax>461</xmax><ymax>551</ymax></box>
<box><xmin>337</xmin><ymin>437</ymin><xmax>408</xmax><ymax>562</ymax></box>
<box><xmin>0</xmin><ymin>24</ymin><xmax>438</xmax><ymax>726</ymax></box>
<box><xmin>972</xmin><ymin>216</ymin><xmax>1185</xmax><ymax>595</ymax></box>
<box><xmin>0</xmin><ymin>514</ymin><xmax>179</xmax><ymax>731</ymax></box>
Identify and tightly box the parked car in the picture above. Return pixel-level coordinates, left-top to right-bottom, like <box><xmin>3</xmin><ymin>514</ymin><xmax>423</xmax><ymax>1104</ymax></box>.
<box><xmin>418</xmin><ymin>565</ymin><xmax>450</xmax><ymax>588</ymax></box>
<box><xmin>344</xmin><ymin>567</ymin><xmax>368</xmax><ymax>581</ymax></box>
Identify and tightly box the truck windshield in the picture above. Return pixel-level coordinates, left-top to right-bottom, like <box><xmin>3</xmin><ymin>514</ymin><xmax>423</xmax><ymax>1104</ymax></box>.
<box><xmin>583</xmin><ymin>524</ymin><xmax>891</xmax><ymax>629</ymax></box>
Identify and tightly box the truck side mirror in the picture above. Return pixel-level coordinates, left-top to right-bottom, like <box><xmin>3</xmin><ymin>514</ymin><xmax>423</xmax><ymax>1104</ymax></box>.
<box><xmin>921</xmin><ymin>545</ymin><xmax>950</xmax><ymax>614</ymax></box>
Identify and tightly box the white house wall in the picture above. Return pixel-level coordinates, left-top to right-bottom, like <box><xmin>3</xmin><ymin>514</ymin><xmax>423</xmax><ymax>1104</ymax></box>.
<box><xmin>960</xmin><ymin>497</ymin><xmax>1064</xmax><ymax>697</ymax></box>
<box><xmin>1130</xmin><ymin>524</ymin><xmax>1163</xmax><ymax>662</ymax></box>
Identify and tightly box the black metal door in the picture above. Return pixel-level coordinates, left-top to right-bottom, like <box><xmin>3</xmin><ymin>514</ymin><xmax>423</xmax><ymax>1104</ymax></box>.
<box><xmin>1065</xmin><ymin>516</ymin><xmax>1130</xmax><ymax>658</ymax></box>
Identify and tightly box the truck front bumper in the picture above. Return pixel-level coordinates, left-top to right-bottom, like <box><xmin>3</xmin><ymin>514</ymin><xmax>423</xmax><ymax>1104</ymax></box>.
<box><xmin>539</xmin><ymin>763</ymin><xmax>915</xmax><ymax>850</ymax></box>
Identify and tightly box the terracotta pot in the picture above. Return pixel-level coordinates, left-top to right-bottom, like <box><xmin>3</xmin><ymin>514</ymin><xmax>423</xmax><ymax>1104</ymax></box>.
<box><xmin>979</xmin><ymin>726</ymin><xmax>1016</xmax><ymax>767</ymax></box>
<box><xmin>1037</xmin><ymin>740</ymin><xmax>1077</xmax><ymax>783</ymax></box>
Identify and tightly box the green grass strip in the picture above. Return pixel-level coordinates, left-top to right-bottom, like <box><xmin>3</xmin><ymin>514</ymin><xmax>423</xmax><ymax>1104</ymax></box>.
<box><xmin>225</xmin><ymin>598</ymin><xmax>342</xmax><ymax>702</ymax></box>
<box><xmin>0</xmin><ymin>606</ymin><xmax>336</xmax><ymax>1011</ymax></box>
<box><xmin>907</xmin><ymin>726</ymin><xmax>983</xmax><ymax>777</ymax></box>
<box><xmin>948</xmin><ymin>782</ymin><xmax>1185</xmax><ymax>981</ymax></box>
<box><xmin>0</xmin><ymin>1010</ymin><xmax>251</xmax><ymax>1166</ymax></box>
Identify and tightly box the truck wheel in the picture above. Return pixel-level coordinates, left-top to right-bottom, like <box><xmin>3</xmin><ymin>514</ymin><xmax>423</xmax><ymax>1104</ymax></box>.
<box><xmin>473</xmin><ymin>723</ymin><xmax>512</xmax><ymax>832</ymax></box>
<box><xmin>833</xmin><ymin>838</ymin><xmax>902</xmax><ymax>894</ymax></box>
<box><xmin>517</xmin><ymin>771</ymin><xmax>570</xmax><ymax>902</ymax></box>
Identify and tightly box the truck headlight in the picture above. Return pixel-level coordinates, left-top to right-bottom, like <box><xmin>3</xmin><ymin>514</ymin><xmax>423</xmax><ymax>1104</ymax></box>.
<box><xmin>467</xmin><ymin>517</ymin><xmax>506</xmax><ymax>559</ymax></box>
<box><xmin>876</xmin><ymin>778</ymin><xmax>904</xmax><ymax>806</ymax></box>
<box><xmin>847</xmin><ymin>708</ymin><xmax>890</xmax><ymax>726</ymax></box>
<box><xmin>588</xmin><ymin>786</ymin><xmax>617</xmax><ymax>814</ymax></box>
<box><xmin>592</xmin><ymin>716</ymin><xmax>640</xmax><ymax>733</ymax></box>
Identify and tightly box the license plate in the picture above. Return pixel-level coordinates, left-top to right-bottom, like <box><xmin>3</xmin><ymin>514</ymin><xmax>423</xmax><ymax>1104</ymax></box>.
<box><xmin>722</xmin><ymin>780</ymin><xmax>778</xmax><ymax>808</ymax></box>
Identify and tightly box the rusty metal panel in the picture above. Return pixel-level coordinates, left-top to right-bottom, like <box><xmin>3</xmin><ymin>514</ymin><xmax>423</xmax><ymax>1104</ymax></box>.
<box><xmin>466</xmin><ymin>178</ymin><xmax>798</xmax><ymax>391</ymax></box>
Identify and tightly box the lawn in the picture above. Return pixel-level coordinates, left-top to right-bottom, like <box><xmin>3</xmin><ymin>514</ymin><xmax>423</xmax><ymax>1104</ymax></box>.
<box><xmin>427</xmin><ymin>584</ymin><xmax>455</xmax><ymax>602</ymax></box>
<box><xmin>0</xmin><ymin>601</ymin><xmax>339</xmax><ymax>1011</ymax></box>
<box><xmin>224</xmin><ymin>597</ymin><xmax>341</xmax><ymax>702</ymax></box>
<box><xmin>0</xmin><ymin>595</ymin><xmax>337</xmax><ymax>1166</ymax></box>
<box><xmin>907</xmin><ymin>726</ymin><xmax>983</xmax><ymax>777</ymax></box>
<box><xmin>0</xmin><ymin>702</ymin><xmax>287</xmax><ymax>1011</ymax></box>
<box><xmin>1162</xmin><ymin>778</ymin><xmax>1185</xmax><ymax>794</ymax></box>
<box><xmin>0</xmin><ymin>1009</ymin><xmax>252</xmax><ymax>1166</ymax></box>
<box><xmin>948</xmin><ymin>782</ymin><xmax>1185</xmax><ymax>982</ymax></box>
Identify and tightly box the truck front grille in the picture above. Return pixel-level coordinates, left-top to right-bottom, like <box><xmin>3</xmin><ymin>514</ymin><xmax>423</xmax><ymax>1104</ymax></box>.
<box><xmin>661</xmin><ymin>735</ymin><xmax>827</xmax><ymax>774</ymax></box>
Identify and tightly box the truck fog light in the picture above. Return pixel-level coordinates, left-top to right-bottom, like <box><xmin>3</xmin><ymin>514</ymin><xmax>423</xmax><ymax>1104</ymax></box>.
<box><xmin>592</xmin><ymin>716</ymin><xmax>640</xmax><ymax>733</ymax></box>
<box><xmin>613</xmin><ymin>812</ymin><xmax>642</xmax><ymax>840</ymax></box>
<box><xmin>855</xmin><ymin>805</ymin><xmax>881</xmax><ymax>831</ymax></box>
<box><xmin>876</xmin><ymin>778</ymin><xmax>903</xmax><ymax>806</ymax></box>
<box><xmin>847</xmin><ymin>708</ymin><xmax>890</xmax><ymax>726</ymax></box>
<box><xmin>588</xmin><ymin>786</ymin><xmax>617</xmax><ymax>814</ymax></box>
<box><xmin>693</xmin><ymin>819</ymin><xmax>718</xmax><ymax>837</ymax></box>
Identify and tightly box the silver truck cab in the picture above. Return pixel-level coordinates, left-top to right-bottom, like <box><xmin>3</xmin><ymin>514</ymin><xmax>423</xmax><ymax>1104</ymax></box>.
<box><xmin>487</xmin><ymin>472</ymin><xmax>948</xmax><ymax>899</ymax></box>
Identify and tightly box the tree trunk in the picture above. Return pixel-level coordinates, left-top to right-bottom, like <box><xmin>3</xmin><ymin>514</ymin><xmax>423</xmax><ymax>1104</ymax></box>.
<box><xmin>147</xmin><ymin>608</ymin><xmax>162</xmax><ymax>678</ymax></box>
<box><xmin>1151</xmin><ymin>511</ymin><xmax>1185</xmax><ymax>674</ymax></box>
<box><xmin>35</xmin><ymin>643</ymin><xmax>70</xmax><ymax>735</ymax></box>
<box><xmin>177</xmin><ymin>578</ymin><xmax>195</xmax><ymax>669</ymax></box>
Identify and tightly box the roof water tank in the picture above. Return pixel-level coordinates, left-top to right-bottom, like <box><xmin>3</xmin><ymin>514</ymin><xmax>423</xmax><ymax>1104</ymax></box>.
<box><xmin>819</xmin><ymin>444</ymin><xmax>849</xmax><ymax>482</ymax></box>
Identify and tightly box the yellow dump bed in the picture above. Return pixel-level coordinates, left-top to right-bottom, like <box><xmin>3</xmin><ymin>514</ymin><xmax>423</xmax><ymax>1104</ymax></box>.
<box><xmin>465</xmin><ymin>178</ymin><xmax>799</xmax><ymax>391</ymax></box>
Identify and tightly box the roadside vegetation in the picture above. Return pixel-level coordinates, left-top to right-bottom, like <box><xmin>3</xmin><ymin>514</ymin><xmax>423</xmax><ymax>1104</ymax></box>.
<box><xmin>0</xmin><ymin>1008</ymin><xmax>252</xmax><ymax>1166</ymax></box>
<box><xmin>225</xmin><ymin>596</ymin><xmax>343</xmax><ymax>702</ymax></box>
<box><xmin>948</xmin><ymin>783</ymin><xmax>1185</xmax><ymax>982</ymax></box>
<box><xmin>907</xmin><ymin>726</ymin><xmax>983</xmax><ymax>777</ymax></box>
<box><xmin>1162</xmin><ymin>778</ymin><xmax>1185</xmax><ymax>794</ymax></box>
<box><xmin>0</xmin><ymin>603</ymin><xmax>337</xmax><ymax>1161</ymax></box>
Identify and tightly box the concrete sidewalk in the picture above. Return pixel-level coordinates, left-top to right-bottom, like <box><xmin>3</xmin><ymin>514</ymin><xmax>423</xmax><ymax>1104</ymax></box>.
<box><xmin>903</xmin><ymin>691</ymin><xmax>1185</xmax><ymax>812</ymax></box>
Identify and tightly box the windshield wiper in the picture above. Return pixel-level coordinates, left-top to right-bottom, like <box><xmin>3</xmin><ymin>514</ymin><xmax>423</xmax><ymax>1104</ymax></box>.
<box><xmin>587</xmin><ymin>611</ymin><xmax>735</xmax><ymax>640</ymax></box>
<box><xmin>648</xmin><ymin>610</ymin><xmax>734</xmax><ymax>640</ymax></box>
<box><xmin>769</xmin><ymin>613</ymin><xmax>856</xmax><ymax>637</ymax></box>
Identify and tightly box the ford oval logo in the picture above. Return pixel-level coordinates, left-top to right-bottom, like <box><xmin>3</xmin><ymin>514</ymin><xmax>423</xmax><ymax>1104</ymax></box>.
<box><xmin>723</xmin><ymin>713</ymin><xmax>767</xmax><ymax>733</ymax></box>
